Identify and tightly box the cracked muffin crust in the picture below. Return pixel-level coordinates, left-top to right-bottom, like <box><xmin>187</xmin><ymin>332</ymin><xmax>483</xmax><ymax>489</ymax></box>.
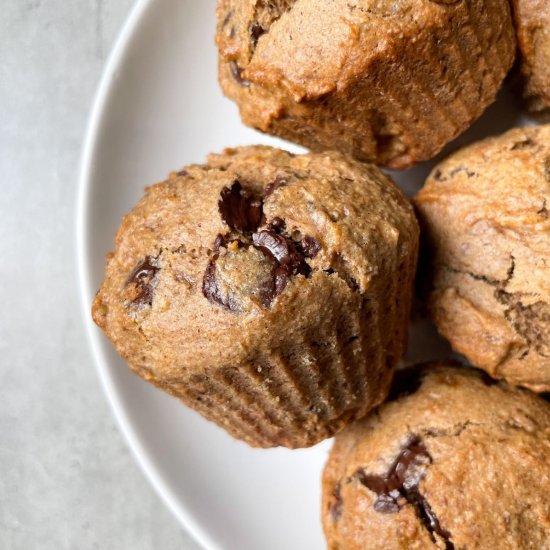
<box><xmin>216</xmin><ymin>0</ymin><xmax>516</xmax><ymax>169</ymax></box>
<box><xmin>322</xmin><ymin>364</ymin><xmax>550</xmax><ymax>550</ymax></box>
<box><xmin>414</xmin><ymin>126</ymin><xmax>550</xmax><ymax>392</ymax></box>
<box><xmin>92</xmin><ymin>145</ymin><xmax>419</xmax><ymax>448</ymax></box>
<box><xmin>511</xmin><ymin>0</ymin><xmax>550</xmax><ymax>111</ymax></box>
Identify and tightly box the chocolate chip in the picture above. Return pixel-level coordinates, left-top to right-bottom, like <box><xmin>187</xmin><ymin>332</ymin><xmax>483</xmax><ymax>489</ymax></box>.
<box><xmin>253</xmin><ymin>230</ymin><xmax>310</xmax><ymax>277</ymax></box>
<box><xmin>249</xmin><ymin>22</ymin><xmax>265</xmax><ymax>48</ymax></box>
<box><xmin>253</xmin><ymin>230</ymin><xmax>291</xmax><ymax>264</ymax></box>
<box><xmin>125</xmin><ymin>256</ymin><xmax>159</xmax><ymax>306</ymax></box>
<box><xmin>356</xmin><ymin>435</ymin><xmax>431</xmax><ymax>513</ymax></box>
<box><xmin>252</xmin><ymin>228</ymin><xmax>311</xmax><ymax>306</ymax></box>
<box><xmin>356</xmin><ymin>436</ymin><xmax>454</xmax><ymax>549</ymax></box>
<box><xmin>230</xmin><ymin>61</ymin><xmax>250</xmax><ymax>87</ymax></box>
<box><xmin>301</xmin><ymin>236</ymin><xmax>321</xmax><ymax>258</ymax></box>
<box><xmin>205</xmin><ymin>181</ymin><xmax>317</xmax><ymax>309</ymax></box>
<box><xmin>219</xmin><ymin>181</ymin><xmax>263</xmax><ymax>232</ymax></box>
<box><xmin>176</xmin><ymin>169</ymin><xmax>188</xmax><ymax>177</ymax></box>
<box><xmin>202</xmin><ymin>255</ymin><xmax>237</xmax><ymax>312</ymax></box>
<box><xmin>330</xmin><ymin>483</ymin><xmax>344</xmax><ymax>521</ymax></box>
<box><xmin>263</xmin><ymin>176</ymin><xmax>287</xmax><ymax>198</ymax></box>
<box><xmin>407</xmin><ymin>489</ymin><xmax>454</xmax><ymax>550</ymax></box>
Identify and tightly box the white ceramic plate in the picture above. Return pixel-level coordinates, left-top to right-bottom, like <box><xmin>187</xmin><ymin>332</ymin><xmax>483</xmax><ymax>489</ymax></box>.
<box><xmin>78</xmin><ymin>1</ymin><xmax>527</xmax><ymax>548</ymax></box>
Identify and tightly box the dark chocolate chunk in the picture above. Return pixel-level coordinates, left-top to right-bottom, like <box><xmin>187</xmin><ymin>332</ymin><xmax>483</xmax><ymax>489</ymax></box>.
<box><xmin>301</xmin><ymin>236</ymin><xmax>322</xmax><ymax>258</ymax></box>
<box><xmin>406</xmin><ymin>489</ymin><xmax>454</xmax><ymax>549</ymax></box>
<box><xmin>229</xmin><ymin>61</ymin><xmax>250</xmax><ymax>87</ymax></box>
<box><xmin>202</xmin><ymin>255</ymin><xmax>237</xmax><ymax>312</ymax></box>
<box><xmin>263</xmin><ymin>176</ymin><xmax>287</xmax><ymax>198</ymax></box>
<box><xmin>219</xmin><ymin>181</ymin><xmax>263</xmax><ymax>232</ymax></box>
<box><xmin>249</xmin><ymin>22</ymin><xmax>265</xmax><ymax>48</ymax></box>
<box><xmin>252</xmin><ymin>227</ymin><xmax>311</xmax><ymax>306</ymax></box>
<box><xmin>356</xmin><ymin>435</ymin><xmax>454</xmax><ymax>549</ymax></box>
<box><xmin>356</xmin><ymin>435</ymin><xmax>431</xmax><ymax>513</ymax></box>
<box><xmin>253</xmin><ymin>230</ymin><xmax>310</xmax><ymax>277</ymax></box>
<box><xmin>126</xmin><ymin>256</ymin><xmax>159</xmax><ymax>306</ymax></box>
<box><xmin>176</xmin><ymin>169</ymin><xmax>188</xmax><ymax>177</ymax></box>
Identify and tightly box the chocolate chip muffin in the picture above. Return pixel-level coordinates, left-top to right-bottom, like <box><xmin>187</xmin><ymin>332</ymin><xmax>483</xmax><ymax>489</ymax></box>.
<box><xmin>216</xmin><ymin>0</ymin><xmax>516</xmax><ymax>169</ymax></box>
<box><xmin>92</xmin><ymin>145</ymin><xmax>419</xmax><ymax>448</ymax></box>
<box><xmin>511</xmin><ymin>0</ymin><xmax>550</xmax><ymax>111</ymax></box>
<box><xmin>322</xmin><ymin>364</ymin><xmax>550</xmax><ymax>550</ymax></box>
<box><xmin>414</xmin><ymin>126</ymin><xmax>550</xmax><ymax>392</ymax></box>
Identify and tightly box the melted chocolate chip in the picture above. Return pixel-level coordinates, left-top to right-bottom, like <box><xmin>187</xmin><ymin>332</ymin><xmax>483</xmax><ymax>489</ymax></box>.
<box><xmin>230</xmin><ymin>61</ymin><xmax>250</xmax><ymax>87</ymax></box>
<box><xmin>263</xmin><ymin>176</ymin><xmax>287</xmax><ymax>198</ymax></box>
<box><xmin>253</xmin><ymin>230</ymin><xmax>310</xmax><ymax>276</ymax></box>
<box><xmin>330</xmin><ymin>483</ymin><xmax>344</xmax><ymax>522</ymax></box>
<box><xmin>301</xmin><ymin>236</ymin><xmax>321</xmax><ymax>258</ymax></box>
<box><xmin>357</xmin><ymin>436</ymin><xmax>454</xmax><ymax>549</ymax></box>
<box><xmin>204</xmin><ymin>181</ymin><xmax>319</xmax><ymax>310</ymax></box>
<box><xmin>249</xmin><ymin>22</ymin><xmax>265</xmax><ymax>48</ymax></box>
<box><xmin>219</xmin><ymin>181</ymin><xmax>263</xmax><ymax>232</ymax></box>
<box><xmin>125</xmin><ymin>257</ymin><xmax>159</xmax><ymax>306</ymax></box>
<box><xmin>356</xmin><ymin>436</ymin><xmax>431</xmax><ymax>513</ymax></box>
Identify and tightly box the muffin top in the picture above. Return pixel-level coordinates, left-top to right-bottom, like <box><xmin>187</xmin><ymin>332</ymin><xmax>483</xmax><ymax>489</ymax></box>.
<box><xmin>92</xmin><ymin>146</ymin><xmax>418</xmax><ymax>377</ymax></box>
<box><xmin>217</xmin><ymin>0</ymin><xmax>515</xmax><ymax>168</ymax></box>
<box><xmin>414</xmin><ymin>125</ymin><xmax>550</xmax><ymax>391</ymax></box>
<box><xmin>218</xmin><ymin>0</ymin><xmax>489</xmax><ymax>101</ymax></box>
<box><xmin>323</xmin><ymin>364</ymin><xmax>550</xmax><ymax>550</ymax></box>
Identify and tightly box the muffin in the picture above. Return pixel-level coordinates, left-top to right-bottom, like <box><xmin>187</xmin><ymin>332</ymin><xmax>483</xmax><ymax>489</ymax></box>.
<box><xmin>216</xmin><ymin>0</ymin><xmax>516</xmax><ymax>169</ymax></box>
<box><xmin>414</xmin><ymin>126</ymin><xmax>550</xmax><ymax>392</ymax></box>
<box><xmin>92</xmin><ymin>145</ymin><xmax>419</xmax><ymax>448</ymax></box>
<box><xmin>322</xmin><ymin>364</ymin><xmax>550</xmax><ymax>550</ymax></box>
<box><xmin>511</xmin><ymin>0</ymin><xmax>550</xmax><ymax>110</ymax></box>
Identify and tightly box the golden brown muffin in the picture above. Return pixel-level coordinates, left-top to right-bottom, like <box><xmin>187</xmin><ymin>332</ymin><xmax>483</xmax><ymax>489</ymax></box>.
<box><xmin>511</xmin><ymin>0</ymin><xmax>550</xmax><ymax>110</ymax></box>
<box><xmin>216</xmin><ymin>0</ymin><xmax>516</xmax><ymax>169</ymax></box>
<box><xmin>322</xmin><ymin>364</ymin><xmax>550</xmax><ymax>550</ymax></box>
<box><xmin>414</xmin><ymin>125</ymin><xmax>550</xmax><ymax>392</ymax></box>
<box><xmin>92</xmin><ymin>146</ymin><xmax>419</xmax><ymax>448</ymax></box>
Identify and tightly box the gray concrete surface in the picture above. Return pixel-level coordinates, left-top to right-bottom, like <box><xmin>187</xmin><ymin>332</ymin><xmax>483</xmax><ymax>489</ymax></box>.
<box><xmin>0</xmin><ymin>1</ymin><xmax>201</xmax><ymax>548</ymax></box>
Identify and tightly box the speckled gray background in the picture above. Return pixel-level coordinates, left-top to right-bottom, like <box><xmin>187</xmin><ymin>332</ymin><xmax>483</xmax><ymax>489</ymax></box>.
<box><xmin>0</xmin><ymin>1</ymin><xmax>200</xmax><ymax>548</ymax></box>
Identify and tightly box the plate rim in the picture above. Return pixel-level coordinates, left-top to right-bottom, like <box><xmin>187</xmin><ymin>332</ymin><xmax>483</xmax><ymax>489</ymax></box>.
<box><xmin>76</xmin><ymin>1</ymin><xmax>219</xmax><ymax>548</ymax></box>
